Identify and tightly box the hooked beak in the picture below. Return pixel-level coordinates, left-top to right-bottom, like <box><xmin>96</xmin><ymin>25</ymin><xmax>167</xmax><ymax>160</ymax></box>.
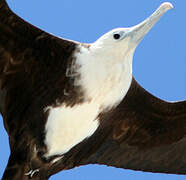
<box><xmin>128</xmin><ymin>2</ymin><xmax>173</xmax><ymax>45</ymax></box>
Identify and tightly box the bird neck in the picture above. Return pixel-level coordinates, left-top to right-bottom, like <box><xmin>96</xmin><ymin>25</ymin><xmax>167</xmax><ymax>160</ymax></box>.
<box><xmin>73</xmin><ymin>45</ymin><xmax>133</xmax><ymax>110</ymax></box>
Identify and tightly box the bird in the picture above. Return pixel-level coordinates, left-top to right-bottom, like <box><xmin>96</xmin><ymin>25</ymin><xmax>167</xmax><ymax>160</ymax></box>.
<box><xmin>0</xmin><ymin>0</ymin><xmax>186</xmax><ymax>180</ymax></box>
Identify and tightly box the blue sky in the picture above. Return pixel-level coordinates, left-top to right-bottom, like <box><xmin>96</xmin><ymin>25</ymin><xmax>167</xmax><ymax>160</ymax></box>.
<box><xmin>0</xmin><ymin>0</ymin><xmax>186</xmax><ymax>179</ymax></box>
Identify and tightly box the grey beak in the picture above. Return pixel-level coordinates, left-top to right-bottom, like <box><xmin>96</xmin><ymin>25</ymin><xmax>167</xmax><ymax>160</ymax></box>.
<box><xmin>128</xmin><ymin>2</ymin><xmax>173</xmax><ymax>44</ymax></box>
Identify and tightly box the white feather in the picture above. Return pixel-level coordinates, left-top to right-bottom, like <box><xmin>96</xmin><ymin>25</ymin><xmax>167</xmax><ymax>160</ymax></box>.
<box><xmin>44</xmin><ymin>29</ymin><xmax>134</xmax><ymax>157</ymax></box>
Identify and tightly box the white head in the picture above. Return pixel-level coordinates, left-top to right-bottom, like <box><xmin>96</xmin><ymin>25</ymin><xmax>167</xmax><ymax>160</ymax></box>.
<box><xmin>90</xmin><ymin>2</ymin><xmax>173</xmax><ymax>61</ymax></box>
<box><xmin>75</xmin><ymin>2</ymin><xmax>173</xmax><ymax>109</ymax></box>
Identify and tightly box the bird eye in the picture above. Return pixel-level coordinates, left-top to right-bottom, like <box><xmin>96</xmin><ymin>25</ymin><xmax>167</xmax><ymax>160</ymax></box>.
<box><xmin>113</xmin><ymin>33</ymin><xmax>121</xmax><ymax>40</ymax></box>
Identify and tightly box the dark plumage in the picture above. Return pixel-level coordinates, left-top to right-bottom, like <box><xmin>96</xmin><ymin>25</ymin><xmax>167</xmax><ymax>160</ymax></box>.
<box><xmin>0</xmin><ymin>0</ymin><xmax>186</xmax><ymax>180</ymax></box>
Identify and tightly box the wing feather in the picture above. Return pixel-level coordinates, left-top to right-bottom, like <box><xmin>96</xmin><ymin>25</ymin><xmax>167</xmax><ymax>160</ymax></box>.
<box><xmin>0</xmin><ymin>0</ymin><xmax>77</xmax><ymax>117</ymax></box>
<box><xmin>79</xmin><ymin>78</ymin><xmax>186</xmax><ymax>175</ymax></box>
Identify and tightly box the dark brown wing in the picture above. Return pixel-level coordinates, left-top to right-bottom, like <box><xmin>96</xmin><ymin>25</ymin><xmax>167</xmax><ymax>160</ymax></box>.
<box><xmin>0</xmin><ymin>1</ymin><xmax>77</xmax><ymax>179</ymax></box>
<box><xmin>80</xmin><ymin>78</ymin><xmax>186</xmax><ymax>175</ymax></box>
<box><xmin>0</xmin><ymin>0</ymin><xmax>77</xmax><ymax>124</ymax></box>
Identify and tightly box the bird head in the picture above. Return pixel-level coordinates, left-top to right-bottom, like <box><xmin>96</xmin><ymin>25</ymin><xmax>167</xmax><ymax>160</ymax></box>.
<box><xmin>90</xmin><ymin>2</ymin><xmax>173</xmax><ymax>62</ymax></box>
<box><xmin>75</xmin><ymin>2</ymin><xmax>173</xmax><ymax>107</ymax></box>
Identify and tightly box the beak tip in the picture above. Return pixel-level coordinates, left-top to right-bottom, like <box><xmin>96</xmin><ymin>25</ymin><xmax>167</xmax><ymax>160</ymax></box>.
<box><xmin>160</xmin><ymin>2</ymin><xmax>174</xmax><ymax>10</ymax></box>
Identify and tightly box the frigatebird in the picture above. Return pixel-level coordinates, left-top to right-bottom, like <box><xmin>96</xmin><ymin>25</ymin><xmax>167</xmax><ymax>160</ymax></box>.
<box><xmin>0</xmin><ymin>0</ymin><xmax>186</xmax><ymax>180</ymax></box>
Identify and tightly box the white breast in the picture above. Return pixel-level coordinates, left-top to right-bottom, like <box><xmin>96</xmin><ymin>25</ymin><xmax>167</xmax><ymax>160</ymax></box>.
<box><xmin>75</xmin><ymin>45</ymin><xmax>133</xmax><ymax>109</ymax></box>
<box><xmin>44</xmin><ymin>103</ymin><xmax>100</xmax><ymax>157</ymax></box>
<box><xmin>44</xmin><ymin>45</ymin><xmax>133</xmax><ymax>157</ymax></box>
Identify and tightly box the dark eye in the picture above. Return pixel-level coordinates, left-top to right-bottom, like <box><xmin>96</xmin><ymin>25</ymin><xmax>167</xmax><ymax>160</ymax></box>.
<box><xmin>113</xmin><ymin>33</ymin><xmax>121</xmax><ymax>40</ymax></box>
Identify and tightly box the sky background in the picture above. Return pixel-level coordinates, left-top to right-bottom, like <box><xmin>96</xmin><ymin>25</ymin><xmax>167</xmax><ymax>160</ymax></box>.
<box><xmin>0</xmin><ymin>0</ymin><xmax>186</xmax><ymax>179</ymax></box>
